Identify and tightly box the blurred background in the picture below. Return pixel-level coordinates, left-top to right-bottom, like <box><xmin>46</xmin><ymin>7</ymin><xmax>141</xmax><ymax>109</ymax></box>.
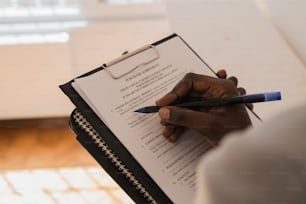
<box><xmin>0</xmin><ymin>0</ymin><xmax>305</xmax><ymax>203</ymax></box>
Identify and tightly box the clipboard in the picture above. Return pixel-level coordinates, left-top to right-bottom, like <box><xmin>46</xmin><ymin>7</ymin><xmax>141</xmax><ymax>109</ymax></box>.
<box><xmin>104</xmin><ymin>45</ymin><xmax>160</xmax><ymax>79</ymax></box>
<box><xmin>60</xmin><ymin>33</ymin><xmax>260</xmax><ymax>203</ymax></box>
<box><xmin>61</xmin><ymin>34</ymin><xmax>184</xmax><ymax>204</ymax></box>
<box><xmin>69</xmin><ymin>109</ymin><xmax>164</xmax><ymax>203</ymax></box>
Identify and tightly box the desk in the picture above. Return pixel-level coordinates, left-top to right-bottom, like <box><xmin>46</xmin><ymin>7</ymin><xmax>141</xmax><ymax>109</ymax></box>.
<box><xmin>1</xmin><ymin>0</ymin><xmax>305</xmax><ymax>120</ymax></box>
<box><xmin>165</xmin><ymin>0</ymin><xmax>306</xmax><ymax>120</ymax></box>
<box><xmin>0</xmin><ymin>2</ymin><xmax>169</xmax><ymax>120</ymax></box>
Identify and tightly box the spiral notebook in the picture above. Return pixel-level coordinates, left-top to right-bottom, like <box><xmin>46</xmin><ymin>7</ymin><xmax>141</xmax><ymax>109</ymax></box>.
<box><xmin>60</xmin><ymin>33</ymin><xmax>260</xmax><ymax>203</ymax></box>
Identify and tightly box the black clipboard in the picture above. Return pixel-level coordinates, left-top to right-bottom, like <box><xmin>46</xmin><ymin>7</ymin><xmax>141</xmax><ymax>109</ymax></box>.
<box><xmin>60</xmin><ymin>34</ymin><xmax>186</xmax><ymax>204</ymax></box>
<box><xmin>60</xmin><ymin>33</ymin><xmax>260</xmax><ymax>204</ymax></box>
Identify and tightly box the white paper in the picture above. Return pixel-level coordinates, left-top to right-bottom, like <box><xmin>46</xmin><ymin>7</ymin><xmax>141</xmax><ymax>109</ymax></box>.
<box><xmin>72</xmin><ymin>36</ymin><xmax>216</xmax><ymax>203</ymax></box>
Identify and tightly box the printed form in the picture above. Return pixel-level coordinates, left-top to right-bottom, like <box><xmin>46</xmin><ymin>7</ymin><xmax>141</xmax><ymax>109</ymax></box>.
<box><xmin>72</xmin><ymin>36</ymin><xmax>215</xmax><ymax>203</ymax></box>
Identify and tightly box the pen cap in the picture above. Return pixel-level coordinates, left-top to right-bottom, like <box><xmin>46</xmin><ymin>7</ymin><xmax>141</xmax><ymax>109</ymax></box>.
<box><xmin>264</xmin><ymin>91</ymin><xmax>281</xmax><ymax>101</ymax></box>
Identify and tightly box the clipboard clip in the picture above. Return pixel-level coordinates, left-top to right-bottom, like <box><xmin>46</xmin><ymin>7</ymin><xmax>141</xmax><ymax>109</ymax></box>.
<box><xmin>104</xmin><ymin>45</ymin><xmax>160</xmax><ymax>79</ymax></box>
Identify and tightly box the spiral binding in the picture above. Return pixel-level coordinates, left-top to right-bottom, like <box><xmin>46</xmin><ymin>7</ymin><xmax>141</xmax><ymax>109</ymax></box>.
<box><xmin>72</xmin><ymin>110</ymin><xmax>157</xmax><ymax>204</ymax></box>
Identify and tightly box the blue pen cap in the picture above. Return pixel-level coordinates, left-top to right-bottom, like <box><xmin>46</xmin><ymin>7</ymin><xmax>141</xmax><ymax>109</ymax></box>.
<box><xmin>264</xmin><ymin>91</ymin><xmax>281</xmax><ymax>101</ymax></box>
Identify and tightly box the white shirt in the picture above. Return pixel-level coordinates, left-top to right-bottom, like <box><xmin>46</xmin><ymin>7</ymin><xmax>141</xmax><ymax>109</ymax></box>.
<box><xmin>194</xmin><ymin>104</ymin><xmax>306</xmax><ymax>204</ymax></box>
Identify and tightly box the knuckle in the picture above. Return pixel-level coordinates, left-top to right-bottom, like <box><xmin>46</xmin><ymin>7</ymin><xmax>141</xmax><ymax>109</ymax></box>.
<box><xmin>184</xmin><ymin>72</ymin><xmax>197</xmax><ymax>79</ymax></box>
<box><xmin>238</xmin><ymin>87</ymin><xmax>246</xmax><ymax>95</ymax></box>
<box><xmin>228</xmin><ymin>76</ymin><xmax>238</xmax><ymax>82</ymax></box>
<box><xmin>169</xmin><ymin>108</ymin><xmax>186</xmax><ymax>124</ymax></box>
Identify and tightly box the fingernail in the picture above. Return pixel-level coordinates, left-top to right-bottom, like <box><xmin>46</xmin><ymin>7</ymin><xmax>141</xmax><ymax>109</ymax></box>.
<box><xmin>159</xmin><ymin>108</ymin><xmax>170</xmax><ymax>120</ymax></box>
<box><xmin>155</xmin><ymin>98</ymin><xmax>162</xmax><ymax>105</ymax></box>
<box><xmin>169</xmin><ymin>135</ymin><xmax>178</xmax><ymax>142</ymax></box>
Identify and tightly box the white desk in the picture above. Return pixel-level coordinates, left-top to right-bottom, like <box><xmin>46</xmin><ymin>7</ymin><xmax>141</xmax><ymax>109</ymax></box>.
<box><xmin>256</xmin><ymin>0</ymin><xmax>306</xmax><ymax>66</ymax></box>
<box><xmin>1</xmin><ymin>0</ymin><xmax>305</xmax><ymax>120</ymax></box>
<box><xmin>0</xmin><ymin>43</ymin><xmax>74</xmax><ymax>119</ymax></box>
<box><xmin>0</xmin><ymin>2</ymin><xmax>170</xmax><ymax>120</ymax></box>
<box><xmin>165</xmin><ymin>0</ymin><xmax>306</xmax><ymax>120</ymax></box>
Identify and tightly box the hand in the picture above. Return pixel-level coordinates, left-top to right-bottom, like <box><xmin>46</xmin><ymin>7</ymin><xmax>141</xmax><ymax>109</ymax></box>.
<box><xmin>156</xmin><ymin>70</ymin><xmax>252</xmax><ymax>146</ymax></box>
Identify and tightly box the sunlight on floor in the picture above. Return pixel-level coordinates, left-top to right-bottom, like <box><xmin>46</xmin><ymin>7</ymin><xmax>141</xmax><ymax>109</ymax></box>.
<box><xmin>0</xmin><ymin>166</ymin><xmax>134</xmax><ymax>204</ymax></box>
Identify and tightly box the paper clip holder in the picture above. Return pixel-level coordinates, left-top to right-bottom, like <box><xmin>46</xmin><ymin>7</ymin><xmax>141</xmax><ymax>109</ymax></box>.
<box><xmin>104</xmin><ymin>45</ymin><xmax>160</xmax><ymax>79</ymax></box>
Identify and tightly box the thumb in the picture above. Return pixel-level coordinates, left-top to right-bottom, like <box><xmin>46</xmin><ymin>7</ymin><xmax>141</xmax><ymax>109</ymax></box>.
<box><xmin>159</xmin><ymin>106</ymin><xmax>213</xmax><ymax>129</ymax></box>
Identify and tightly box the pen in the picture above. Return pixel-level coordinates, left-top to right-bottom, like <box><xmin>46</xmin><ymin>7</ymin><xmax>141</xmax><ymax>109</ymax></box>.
<box><xmin>134</xmin><ymin>91</ymin><xmax>281</xmax><ymax>113</ymax></box>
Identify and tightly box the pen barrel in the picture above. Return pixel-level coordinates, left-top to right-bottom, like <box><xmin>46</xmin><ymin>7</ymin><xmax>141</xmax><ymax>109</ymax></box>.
<box><xmin>241</xmin><ymin>92</ymin><xmax>281</xmax><ymax>103</ymax></box>
<box><xmin>240</xmin><ymin>94</ymin><xmax>266</xmax><ymax>104</ymax></box>
<box><xmin>177</xmin><ymin>92</ymin><xmax>281</xmax><ymax>108</ymax></box>
<box><xmin>135</xmin><ymin>92</ymin><xmax>281</xmax><ymax>113</ymax></box>
<box><xmin>176</xmin><ymin>96</ymin><xmax>245</xmax><ymax>107</ymax></box>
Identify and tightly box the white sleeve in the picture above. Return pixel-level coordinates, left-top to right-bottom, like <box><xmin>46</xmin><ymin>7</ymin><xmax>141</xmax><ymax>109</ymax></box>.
<box><xmin>194</xmin><ymin>104</ymin><xmax>306</xmax><ymax>204</ymax></box>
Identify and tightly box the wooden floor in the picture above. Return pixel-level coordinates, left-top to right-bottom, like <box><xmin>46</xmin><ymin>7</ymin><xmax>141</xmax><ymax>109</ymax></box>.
<box><xmin>0</xmin><ymin>118</ymin><xmax>134</xmax><ymax>204</ymax></box>
<box><xmin>0</xmin><ymin>117</ymin><xmax>97</xmax><ymax>170</ymax></box>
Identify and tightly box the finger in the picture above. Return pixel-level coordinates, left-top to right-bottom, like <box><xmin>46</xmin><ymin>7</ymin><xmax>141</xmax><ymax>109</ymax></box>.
<box><xmin>160</xmin><ymin>120</ymin><xmax>169</xmax><ymax>126</ymax></box>
<box><xmin>161</xmin><ymin>125</ymin><xmax>184</xmax><ymax>142</ymax></box>
<box><xmin>169</xmin><ymin>127</ymin><xmax>184</xmax><ymax>142</ymax></box>
<box><xmin>227</xmin><ymin>76</ymin><xmax>238</xmax><ymax>87</ymax></box>
<box><xmin>204</xmin><ymin>138</ymin><xmax>218</xmax><ymax>147</ymax></box>
<box><xmin>159</xmin><ymin>106</ymin><xmax>213</xmax><ymax>129</ymax></box>
<box><xmin>156</xmin><ymin>73</ymin><xmax>218</xmax><ymax>106</ymax></box>
<box><xmin>237</xmin><ymin>87</ymin><xmax>246</xmax><ymax>95</ymax></box>
<box><xmin>157</xmin><ymin>72</ymin><xmax>228</xmax><ymax>106</ymax></box>
<box><xmin>216</xmin><ymin>69</ymin><xmax>227</xmax><ymax>79</ymax></box>
<box><xmin>156</xmin><ymin>78</ymin><xmax>193</xmax><ymax>106</ymax></box>
<box><xmin>156</xmin><ymin>92</ymin><xmax>177</xmax><ymax>106</ymax></box>
<box><xmin>159</xmin><ymin>106</ymin><xmax>171</xmax><ymax>121</ymax></box>
<box><xmin>162</xmin><ymin>126</ymin><xmax>176</xmax><ymax>138</ymax></box>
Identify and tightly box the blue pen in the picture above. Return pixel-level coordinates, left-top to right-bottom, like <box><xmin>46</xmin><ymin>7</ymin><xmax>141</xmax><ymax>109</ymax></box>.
<box><xmin>134</xmin><ymin>91</ymin><xmax>281</xmax><ymax>113</ymax></box>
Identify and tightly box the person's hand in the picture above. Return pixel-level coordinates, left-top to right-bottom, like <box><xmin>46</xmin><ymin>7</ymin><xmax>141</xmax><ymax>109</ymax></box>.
<box><xmin>156</xmin><ymin>70</ymin><xmax>252</xmax><ymax>146</ymax></box>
